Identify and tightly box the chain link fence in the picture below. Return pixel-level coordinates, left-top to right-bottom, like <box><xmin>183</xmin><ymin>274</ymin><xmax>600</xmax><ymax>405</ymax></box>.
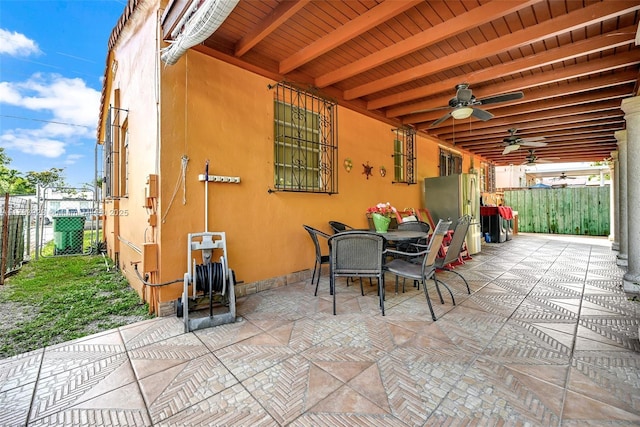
<box><xmin>35</xmin><ymin>187</ymin><xmax>103</xmax><ymax>258</ymax></box>
<box><xmin>0</xmin><ymin>187</ymin><xmax>103</xmax><ymax>282</ymax></box>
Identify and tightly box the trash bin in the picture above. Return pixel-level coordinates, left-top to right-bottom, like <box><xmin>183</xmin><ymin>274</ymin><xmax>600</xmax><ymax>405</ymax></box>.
<box><xmin>53</xmin><ymin>216</ymin><xmax>85</xmax><ymax>255</ymax></box>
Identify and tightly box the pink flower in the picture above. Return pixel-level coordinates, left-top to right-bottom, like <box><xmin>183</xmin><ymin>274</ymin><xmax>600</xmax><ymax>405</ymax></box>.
<box><xmin>366</xmin><ymin>202</ymin><xmax>397</xmax><ymax>217</ymax></box>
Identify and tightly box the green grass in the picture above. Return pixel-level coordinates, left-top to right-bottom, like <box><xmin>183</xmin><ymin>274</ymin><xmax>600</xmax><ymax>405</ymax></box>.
<box><xmin>0</xmin><ymin>254</ymin><xmax>153</xmax><ymax>358</ymax></box>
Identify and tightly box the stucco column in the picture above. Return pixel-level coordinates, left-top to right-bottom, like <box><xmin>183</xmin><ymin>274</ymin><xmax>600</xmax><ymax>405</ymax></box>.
<box><xmin>610</xmin><ymin>150</ymin><xmax>619</xmax><ymax>251</ymax></box>
<box><xmin>615</xmin><ymin>131</ymin><xmax>628</xmax><ymax>267</ymax></box>
<box><xmin>621</xmin><ymin>97</ymin><xmax>640</xmax><ymax>294</ymax></box>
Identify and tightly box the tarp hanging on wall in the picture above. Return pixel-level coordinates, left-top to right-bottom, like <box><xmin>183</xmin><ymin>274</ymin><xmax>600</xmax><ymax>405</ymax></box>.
<box><xmin>161</xmin><ymin>0</ymin><xmax>239</xmax><ymax>65</ymax></box>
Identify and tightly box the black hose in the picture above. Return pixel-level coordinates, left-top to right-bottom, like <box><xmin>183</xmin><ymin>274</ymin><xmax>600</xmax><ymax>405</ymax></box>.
<box><xmin>194</xmin><ymin>262</ymin><xmax>225</xmax><ymax>294</ymax></box>
<box><xmin>133</xmin><ymin>263</ymin><xmax>183</xmax><ymax>287</ymax></box>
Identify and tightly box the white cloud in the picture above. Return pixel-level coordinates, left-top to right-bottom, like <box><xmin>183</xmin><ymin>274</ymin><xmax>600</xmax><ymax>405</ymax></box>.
<box><xmin>64</xmin><ymin>154</ymin><xmax>84</xmax><ymax>165</ymax></box>
<box><xmin>0</xmin><ymin>82</ymin><xmax>22</xmax><ymax>104</ymax></box>
<box><xmin>0</xmin><ymin>73</ymin><xmax>99</xmax><ymax>158</ymax></box>
<box><xmin>1</xmin><ymin>130</ymin><xmax>66</xmax><ymax>158</ymax></box>
<box><xmin>1</xmin><ymin>74</ymin><xmax>100</xmax><ymax>128</ymax></box>
<box><xmin>0</xmin><ymin>29</ymin><xmax>41</xmax><ymax>56</ymax></box>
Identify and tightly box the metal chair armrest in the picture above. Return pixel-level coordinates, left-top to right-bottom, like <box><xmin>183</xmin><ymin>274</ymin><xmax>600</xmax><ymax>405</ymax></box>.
<box><xmin>383</xmin><ymin>247</ymin><xmax>430</xmax><ymax>258</ymax></box>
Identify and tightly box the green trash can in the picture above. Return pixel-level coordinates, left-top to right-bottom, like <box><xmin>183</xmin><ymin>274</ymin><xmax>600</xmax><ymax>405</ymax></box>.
<box><xmin>53</xmin><ymin>216</ymin><xmax>85</xmax><ymax>255</ymax></box>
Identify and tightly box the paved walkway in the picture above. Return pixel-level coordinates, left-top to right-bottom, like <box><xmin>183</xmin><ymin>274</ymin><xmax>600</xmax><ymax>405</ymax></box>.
<box><xmin>1</xmin><ymin>233</ymin><xmax>639</xmax><ymax>426</ymax></box>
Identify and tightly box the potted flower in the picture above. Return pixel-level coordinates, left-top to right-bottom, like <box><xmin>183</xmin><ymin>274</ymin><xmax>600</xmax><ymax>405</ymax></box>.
<box><xmin>366</xmin><ymin>202</ymin><xmax>397</xmax><ymax>233</ymax></box>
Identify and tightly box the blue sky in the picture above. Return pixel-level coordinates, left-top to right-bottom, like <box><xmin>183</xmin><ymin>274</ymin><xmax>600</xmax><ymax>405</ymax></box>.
<box><xmin>0</xmin><ymin>0</ymin><xmax>126</xmax><ymax>188</ymax></box>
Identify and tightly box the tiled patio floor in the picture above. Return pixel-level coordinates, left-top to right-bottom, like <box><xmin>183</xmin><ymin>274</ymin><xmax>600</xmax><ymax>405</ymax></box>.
<box><xmin>1</xmin><ymin>233</ymin><xmax>639</xmax><ymax>426</ymax></box>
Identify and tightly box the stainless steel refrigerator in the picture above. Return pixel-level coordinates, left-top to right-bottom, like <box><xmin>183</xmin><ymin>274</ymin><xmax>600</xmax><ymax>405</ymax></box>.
<box><xmin>423</xmin><ymin>173</ymin><xmax>482</xmax><ymax>255</ymax></box>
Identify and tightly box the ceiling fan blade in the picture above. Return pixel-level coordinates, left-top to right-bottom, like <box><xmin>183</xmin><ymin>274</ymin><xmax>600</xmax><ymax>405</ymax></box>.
<box><xmin>502</xmin><ymin>144</ymin><xmax>520</xmax><ymax>155</ymax></box>
<box><xmin>429</xmin><ymin>111</ymin><xmax>452</xmax><ymax>127</ymax></box>
<box><xmin>479</xmin><ymin>91</ymin><xmax>524</xmax><ymax>105</ymax></box>
<box><xmin>520</xmin><ymin>136</ymin><xmax>545</xmax><ymax>143</ymax></box>
<box><xmin>409</xmin><ymin>104</ymin><xmax>451</xmax><ymax>114</ymax></box>
<box><xmin>521</xmin><ymin>141</ymin><xmax>548</xmax><ymax>147</ymax></box>
<box><xmin>471</xmin><ymin>108</ymin><xmax>493</xmax><ymax>121</ymax></box>
<box><xmin>536</xmin><ymin>159</ymin><xmax>553</xmax><ymax>163</ymax></box>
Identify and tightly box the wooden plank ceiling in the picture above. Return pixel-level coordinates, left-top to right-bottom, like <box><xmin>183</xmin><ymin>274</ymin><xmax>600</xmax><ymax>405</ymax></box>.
<box><xmin>163</xmin><ymin>0</ymin><xmax>640</xmax><ymax>166</ymax></box>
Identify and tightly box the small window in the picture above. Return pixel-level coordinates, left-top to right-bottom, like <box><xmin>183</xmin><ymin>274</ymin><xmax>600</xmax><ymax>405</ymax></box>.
<box><xmin>439</xmin><ymin>148</ymin><xmax>462</xmax><ymax>176</ymax></box>
<box><xmin>272</xmin><ymin>82</ymin><xmax>337</xmax><ymax>193</ymax></box>
<box><xmin>120</xmin><ymin>120</ymin><xmax>129</xmax><ymax>197</ymax></box>
<box><xmin>480</xmin><ymin>161</ymin><xmax>496</xmax><ymax>192</ymax></box>
<box><xmin>392</xmin><ymin>127</ymin><xmax>416</xmax><ymax>184</ymax></box>
<box><xmin>103</xmin><ymin>104</ymin><xmax>128</xmax><ymax>199</ymax></box>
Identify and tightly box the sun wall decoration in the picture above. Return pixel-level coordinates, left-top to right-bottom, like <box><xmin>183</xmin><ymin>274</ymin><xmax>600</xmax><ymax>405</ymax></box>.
<box><xmin>362</xmin><ymin>162</ymin><xmax>373</xmax><ymax>179</ymax></box>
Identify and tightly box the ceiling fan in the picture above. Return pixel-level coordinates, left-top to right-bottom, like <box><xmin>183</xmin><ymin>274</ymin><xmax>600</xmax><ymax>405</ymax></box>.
<box><xmin>502</xmin><ymin>128</ymin><xmax>547</xmax><ymax>155</ymax></box>
<box><xmin>521</xmin><ymin>149</ymin><xmax>558</xmax><ymax>166</ymax></box>
<box><xmin>553</xmin><ymin>172</ymin><xmax>577</xmax><ymax>180</ymax></box>
<box><xmin>428</xmin><ymin>83</ymin><xmax>524</xmax><ymax>128</ymax></box>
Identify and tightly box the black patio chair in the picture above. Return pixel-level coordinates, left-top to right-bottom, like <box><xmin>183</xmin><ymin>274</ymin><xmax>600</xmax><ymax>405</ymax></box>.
<box><xmin>328</xmin><ymin>231</ymin><xmax>386</xmax><ymax>315</ymax></box>
<box><xmin>384</xmin><ymin>219</ymin><xmax>453</xmax><ymax>321</ymax></box>
<box><xmin>303</xmin><ymin>225</ymin><xmax>331</xmax><ymax>296</ymax></box>
<box><xmin>328</xmin><ymin>221</ymin><xmax>356</xmax><ymax>234</ymax></box>
<box><xmin>396</xmin><ymin>220</ymin><xmax>431</xmax><ymax>252</ymax></box>
<box><xmin>434</xmin><ymin>215</ymin><xmax>472</xmax><ymax>295</ymax></box>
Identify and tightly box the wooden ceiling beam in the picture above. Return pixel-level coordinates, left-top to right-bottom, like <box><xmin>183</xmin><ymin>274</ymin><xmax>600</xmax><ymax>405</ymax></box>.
<box><xmin>498</xmin><ymin>145</ymin><xmax>616</xmax><ymax>160</ymax></box>
<box><xmin>434</xmin><ymin>121</ymin><xmax>625</xmax><ymax>149</ymax></box>
<box><xmin>234</xmin><ymin>0</ymin><xmax>310</xmax><ymax>57</ymax></box>
<box><xmin>344</xmin><ymin>1</ymin><xmax>640</xmax><ymax>100</ymax></box>
<box><xmin>474</xmin><ymin>137</ymin><xmax>615</xmax><ymax>155</ymax></box>
<box><xmin>278</xmin><ymin>0</ymin><xmax>421</xmax><ymax>74</ymax></box>
<box><xmin>406</xmin><ymin>85</ymin><xmax>631</xmax><ymax>126</ymax></box>
<box><xmin>456</xmin><ymin>127</ymin><xmax>622</xmax><ymax>148</ymax></box>
<box><xmin>314</xmin><ymin>0</ymin><xmax>541</xmax><ymax>88</ymax></box>
<box><xmin>424</xmin><ymin>110</ymin><xmax>623</xmax><ymax>135</ymax></box>
<box><xmin>383</xmin><ymin>26</ymin><xmax>637</xmax><ymax>115</ymax></box>
<box><xmin>460</xmin><ymin>132</ymin><xmax>617</xmax><ymax>151</ymax></box>
<box><xmin>419</xmin><ymin>99</ymin><xmax>623</xmax><ymax>134</ymax></box>
<box><xmin>402</xmin><ymin>53</ymin><xmax>638</xmax><ymax>126</ymax></box>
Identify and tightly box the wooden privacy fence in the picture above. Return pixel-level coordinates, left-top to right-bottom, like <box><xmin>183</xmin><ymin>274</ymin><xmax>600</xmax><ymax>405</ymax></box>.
<box><xmin>0</xmin><ymin>194</ymin><xmax>29</xmax><ymax>284</ymax></box>
<box><xmin>503</xmin><ymin>186</ymin><xmax>610</xmax><ymax>236</ymax></box>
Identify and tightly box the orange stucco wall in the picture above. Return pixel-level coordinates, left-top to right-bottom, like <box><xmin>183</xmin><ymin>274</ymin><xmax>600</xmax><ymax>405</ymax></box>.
<box><xmin>155</xmin><ymin>49</ymin><xmax>456</xmax><ymax>304</ymax></box>
<box><xmin>102</xmin><ymin>2</ymin><xmax>162</xmax><ymax>303</ymax></box>
<box><xmin>102</xmin><ymin>3</ymin><xmax>489</xmax><ymax>312</ymax></box>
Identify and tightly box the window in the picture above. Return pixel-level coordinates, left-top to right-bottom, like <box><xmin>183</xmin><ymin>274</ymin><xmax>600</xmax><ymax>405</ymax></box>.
<box><xmin>439</xmin><ymin>148</ymin><xmax>462</xmax><ymax>176</ymax></box>
<box><xmin>120</xmin><ymin>119</ymin><xmax>129</xmax><ymax>197</ymax></box>
<box><xmin>103</xmin><ymin>100</ymin><xmax>128</xmax><ymax>198</ymax></box>
<box><xmin>392</xmin><ymin>127</ymin><xmax>416</xmax><ymax>184</ymax></box>
<box><xmin>104</xmin><ymin>107</ymin><xmax>113</xmax><ymax>198</ymax></box>
<box><xmin>272</xmin><ymin>82</ymin><xmax>337</xmax><ymax>193</ymax></box>
<box><xmin>480</xmin><ymin>161</ymin><xmax>496</xmax><ymax>192</ymax></box>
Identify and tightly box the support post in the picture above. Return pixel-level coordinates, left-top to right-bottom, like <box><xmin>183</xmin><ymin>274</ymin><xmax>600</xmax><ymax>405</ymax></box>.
<box><xmin>1</xmin><ymin>193</ymin><xmax>10</xmax><ymax>285</ymax></box>
<box><xmin>621</xmin><ymin>97</ymin><xmax>640</xmax><ymax>295</ymax></box>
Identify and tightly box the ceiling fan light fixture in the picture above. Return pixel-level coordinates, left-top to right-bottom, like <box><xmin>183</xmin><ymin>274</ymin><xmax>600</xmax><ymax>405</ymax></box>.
<box><xmin>451</xmin><ymin>106</ymin><xmax>473</xmax><ymax>120</ymax></box>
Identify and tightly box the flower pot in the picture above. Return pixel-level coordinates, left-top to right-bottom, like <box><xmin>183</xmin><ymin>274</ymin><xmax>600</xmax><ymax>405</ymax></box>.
<box><xmin>372</xmin><ymin>213</ymin><xmax>391</xmax><ymax>233</ymax></box>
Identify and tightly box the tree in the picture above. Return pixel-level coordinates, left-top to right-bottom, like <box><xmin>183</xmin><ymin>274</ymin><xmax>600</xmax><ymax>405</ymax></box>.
<box><xmin>0</xmin><ymin>148</ymin><xmax>34</xmax><ymax>194</ymax></box>
<box><xmin>25</xmin><ymin>168</ymin><xmax>66</xmax><ymax>190</ymax></box>
<box><xmin>0</xmin><ymin>148</ymin><xmax>67</xmax><ymax>194</ymax></box>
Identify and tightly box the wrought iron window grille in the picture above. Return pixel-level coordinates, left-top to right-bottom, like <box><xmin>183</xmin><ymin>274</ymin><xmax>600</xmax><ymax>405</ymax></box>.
<box><xmin>438</xmin><ymin>147</ymin><xmax>462</xmax><ymax>176</ymax></box>
<box><xmin>391</xmin><ymin>126</ymin><xmax>416</xmax><ymax>185</ymax></box>
<box><xmin>103</xmin><ymin>106</ymin><xmax>128</xmax><ymax>199</ymax></box>
<box><xmin>271</xmin><ymin>81</ymin><xmax>338</xmax><ymax>194</ymax></box>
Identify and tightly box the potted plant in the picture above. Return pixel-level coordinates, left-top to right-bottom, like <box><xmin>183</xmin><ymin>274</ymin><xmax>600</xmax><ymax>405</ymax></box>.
<box><xmin>366</xmin><ymin>202</ymin><xmax>397</xmax><ymax>233</ymax></box>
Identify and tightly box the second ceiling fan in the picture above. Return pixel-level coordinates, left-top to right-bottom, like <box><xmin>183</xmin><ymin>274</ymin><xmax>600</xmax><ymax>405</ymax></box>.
<box><xmin>521</xmin><ymin>149</ymin><xmax>558</xmax><ymax>165</ymax></box>
<box><xmin>429</xmin><ymin>83</ymin><xmax>524</xmax><ymax>128</ymax></box>
<box><xmin>502</xmin><ymin>128</ymin><xmax>547</xmax><ymax>155</ymax></box>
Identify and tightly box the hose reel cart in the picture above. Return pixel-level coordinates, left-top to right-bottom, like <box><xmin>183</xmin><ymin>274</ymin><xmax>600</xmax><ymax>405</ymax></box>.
<box><xmin>177</xmin><ymin>232</ymin><xmax>236</xmax><ymax>333</ymax></box>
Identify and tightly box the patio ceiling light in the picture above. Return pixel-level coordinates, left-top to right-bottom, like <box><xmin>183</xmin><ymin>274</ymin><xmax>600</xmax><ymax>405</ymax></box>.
<box><xmin>451</xmin><ymin>106</ymin><xmax>473</xmax><ymax>120</ymax></box>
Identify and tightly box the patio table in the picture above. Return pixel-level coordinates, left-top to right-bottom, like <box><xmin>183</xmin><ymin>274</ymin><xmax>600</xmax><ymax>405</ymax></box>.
<box><xmin>376</xmin><ymin>230</ymin><xmax>428</xmax><ymax>242</ymax></box>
